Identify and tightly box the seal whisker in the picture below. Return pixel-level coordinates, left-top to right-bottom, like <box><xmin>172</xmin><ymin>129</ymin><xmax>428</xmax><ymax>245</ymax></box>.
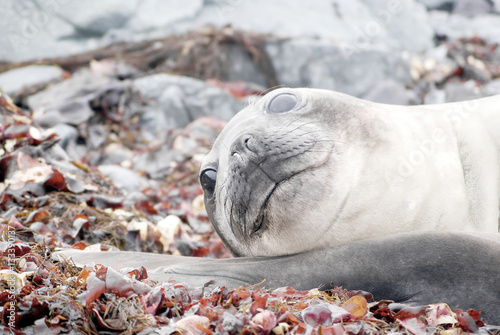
<box><xmin>312</xmin><ymin>139</ymin><xmax>346</xmax><ymax>145</ymax></box>
<box><xmin>280</xmin><ymin>113</ymin><xmax>311</xmax><ymax>131</ymax></box>
<box><xmin>285</xmin><ymin>120</ymin><xmax>322</xmax><ymax>133</ymax></box>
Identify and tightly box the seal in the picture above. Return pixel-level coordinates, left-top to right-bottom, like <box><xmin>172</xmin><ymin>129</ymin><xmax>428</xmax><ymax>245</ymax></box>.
<box><xmin>199</xmin><ymin>88</ymin><xmax>500</xmax><ymax>257</ymax></box>
<box><xmin>61</xmin><ymin>89</ymin><xmax>500</xmax><ymax>324</ymax></box>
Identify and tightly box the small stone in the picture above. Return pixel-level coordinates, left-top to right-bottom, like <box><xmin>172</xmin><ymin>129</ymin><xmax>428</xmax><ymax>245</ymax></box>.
<box><xmin>98</xmin><ymin>165</ymin><xmax>149</xmax><ymax>192</ymax></box>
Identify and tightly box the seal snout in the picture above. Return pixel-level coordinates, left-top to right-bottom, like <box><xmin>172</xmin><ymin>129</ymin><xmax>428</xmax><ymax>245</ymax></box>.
<box><xmin>230</xmin><ymin>134</ymin><xmax>267</xmax><ymax>165</ymax></box>
<box><xmin>231</xmin><ymin>135</ymin><xmax>254</xmax><ymax>155</ymax></box>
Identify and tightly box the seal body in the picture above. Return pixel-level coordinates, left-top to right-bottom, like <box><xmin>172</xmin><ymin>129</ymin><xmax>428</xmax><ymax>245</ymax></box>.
<box><xmin>199</xmin><ymin>88</ymin><xmax>500</xmax><ymax>256</ymax></box>
<box><xmin>61</xmin><ymin>89</ymin><xmax>500</xmax><ymax>325</ymax></box>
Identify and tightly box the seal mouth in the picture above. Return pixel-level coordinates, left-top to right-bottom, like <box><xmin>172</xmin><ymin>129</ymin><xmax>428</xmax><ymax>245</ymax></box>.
<box><xmin>251</xmin><ymin>171</ymin><xmax>302</xmax><ymax>236</ymax></box>
<box><xmin>251</xmin><ymin>183</ymin><xmax>279</xmax><ymax>235</ymax></box>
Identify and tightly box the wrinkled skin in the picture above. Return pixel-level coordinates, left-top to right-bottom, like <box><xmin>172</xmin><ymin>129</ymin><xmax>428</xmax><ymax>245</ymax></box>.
<box><xmin>200</xmin><ymin>88</ymin><xmax>499</xmax><ymax>257</ymax></box>
<box><xmin>63</xmin><ymin>89</ymin><xmax>500</xmax><ymax>324</ymax></box>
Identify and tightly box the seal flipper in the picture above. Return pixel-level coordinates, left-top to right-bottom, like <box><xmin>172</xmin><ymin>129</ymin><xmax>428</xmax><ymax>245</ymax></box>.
<box><xmin>57</xmin><ymin>232</ymin><xmax>500</xmax><ymax>324</ymax></box>
<box><xmin>153</xmin><ymin>232</ymin><xmax>500</xmax><ymax>324</ymax></box>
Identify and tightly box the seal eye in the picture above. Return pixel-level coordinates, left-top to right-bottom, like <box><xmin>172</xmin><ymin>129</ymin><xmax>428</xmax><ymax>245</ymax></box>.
<box><xmin>200</xmin><ymin>169</ymin><xmax>217</xmax><ymax>196</ymax></box>
<box><xmin>267</xmin><ymin>93</ymin><xmax>298</xmax><ymax>114</ymax></box>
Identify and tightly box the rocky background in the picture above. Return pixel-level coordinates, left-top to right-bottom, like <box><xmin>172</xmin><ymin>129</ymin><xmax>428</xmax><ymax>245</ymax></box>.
<box><xmin>1</xmin><ymin>0</ymin><xmax>500</xmax><ymax>333</ymax></box>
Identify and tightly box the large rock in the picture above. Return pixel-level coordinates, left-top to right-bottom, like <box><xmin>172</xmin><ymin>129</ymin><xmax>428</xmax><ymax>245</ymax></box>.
<box><xmin>0</xmin><ymin>1</ymin><xmax>91</xmax><ymax>61</ymax></box>
<box><xmin>133</xmin><ymin>74</ymin><xmax>243</xmax><ymax>141</ymax></box>
<box><xmin>362</xmin><ymin>79</ymin><xmax>419</xmax><ymax>105</ymax></box>
<box><xmin>27</xmin><ymin>69</ymin><xmax>113</xmax><ymax>127</ymax></box>
<box><xmin>429</xmin><ymin>11</ymin><xmax>500</xmax><ymax>44</ymax></box>
<box><xmin>0</xmin><ymin>0</ymin><xmax>204</xmax><ymax>62</ymax></box>
<box><xmin>266</xmin><ymin>38</ymin><xmax>411</xmax><ymax>97</ymax></box>
<box><xmin>197</xmin><ymin>0</ymin><xmax>434</xmax><ymax>53</ymax></box>
<box><xmin>451</xmin><ymin>0</ymin><xmax>495</xmax><ymax>17</ymax></box>
<box><xmin>0</xmin><ymin>0</ymin><xmax>434</xmax><ymax>62</ymax></box>
<box><xmin>0</xmin><ymin>65</ymin><xmax>64</xmax><ymax>96</ymax></box>
<box><xmin>417</xmin><ymin>0</ymin><xmax>456</xmax><ymax>10</ymax></box>
<box><xmin>98</xmin><ymin>165</ymin><xmax>150</xmax><ymax>192</ymax></box>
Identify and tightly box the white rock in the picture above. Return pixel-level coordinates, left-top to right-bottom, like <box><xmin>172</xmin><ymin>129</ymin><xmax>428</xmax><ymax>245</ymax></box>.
<box><xmin>156</xmin><ymin>215</ymin><xmax>183</xmax><ymax>251</ymax></box>
<box><xmin>98</xmin><ymin>165</ymin><xmax>150</xmax><ymax>192</ymax></box>
<box><xmin>0</xmin><ymin>65</ymin><xmax>64</xmax><ymax>95</ymax></box>
<box><xmin>266</xmin><ymin>38</ymin><xmax>411</xmax><ymax>97</ymax></box>
<box><xmin>429</xmin><ymin>10</ymin><xmax>500</xmax><ymax>44</ymax></box>
<box><xmin>134</xmin><ymin>74</ymin><xmax>243</xmax><ymax>133</ymax></box>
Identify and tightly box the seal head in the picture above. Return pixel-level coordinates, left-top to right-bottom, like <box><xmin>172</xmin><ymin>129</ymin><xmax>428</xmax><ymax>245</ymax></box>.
<box><xmin>200</xmin><ymin>88</ymin><xmax>500</xmax><ymax>257</ymax></box>
<box><xmin>200</xmin><ymin>88</ymin><xmax>383</xmax><ymax>256</ymax></box>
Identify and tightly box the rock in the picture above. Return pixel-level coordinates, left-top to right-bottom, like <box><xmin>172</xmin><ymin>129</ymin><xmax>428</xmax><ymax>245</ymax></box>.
<box><xmin>156</xmin><ymin>215</ymin><xmax>183</xmax><ymax>252</ymax></box>
<box><xmin>172</xmin><ymin>136</ymin><xmax>200</xmax><ymax>157</ymax></box>
<box><xmin>429</xmin><ymin>11</ymin><xmax>500</xmax><ymax>44</ymax></box>
<box><xmin>55</xmin><ymin>1</ymin><xmax>139</xmax><ymax>36</ymax></box>
<box><xmin>1</xmin><ymin>0</ymin><xmax>434</xmax><ymax>62</ymax></box>
<box><xmin>452</xmin><ymin>0</ymin><xmax>494</xmax><ymax>17</ymax></box>
<box><xmin>51</xmin><ymin>123</ymin><xmax>78</xmax><ymax>149</ymax></box>
<box><xmin>125</xmin><ymin>0</ymin><xmax>204</xmax><ymax>34</ymax></box>
<box><xmin>480</xmin><ymin>78</ymin><xmax>500</xmax><ymax>96</ymax></box>
<box><xmin>494</xmin><ymin>0</ymin><xmax>500</xmax><ymax>13</ymax></box>
<box><xmin>132</xmin><ymin>147</ymin><xmax>184</xmax><ymax>180</ymax></box>
<box><xmin>133</xmin><ymin>74</ymin><xmax>243</xmax><ymax>138</ymax></box>
<box><xmin>462</xmin><ymin>56</ymin><xmax>492</xmax><ymax>83</ymax></box>
<box><xmin>222</xmin><ymin>44</ymin><xmax>270</xmax><ymax>87</ymax></box>
<box><xmin>444</xmin><ymin>79</ymin><xmax>482</xmax><ymax>102</ymax></box>
<box><xmin>27</xmin><ymin>69</ymin><xmax>112</xmax><ymax>127</ymax></box>
<box><xmin>98</xmin><ymin>165</ymin><xmax>149</xmax><ymax>192</ymax></box>
<box><xmin>417</xmin><ymin>0</ymin><xmax>456</xmax><ymax>11</ymax></box>
<box><xmin>424</xmin><ymin>88</ymin><xmax>446</xmax><ymax>104</ymax></box>
<box><xmin>101</xmin><ymin>143</ymin><xmax>134</xmax><ymax>165</ymax></box>
<box><xmin>0</xmin><ymin>0</ymin><xmax>204</xmax><ymax>62</ymax></box>
<box><xmin>0</xmin><ymin>1</ymin><xmax>91</xmax><ymax>61</ymax></box>
<box><xmin>0</xmin><ymin>65</ymin><xmax>65</xmax><ymax>96</ymax></box>
<box><xmin>265</xmin><ymin>37</ymin><xmax>411</xmax><ymax>97</ymax></box>
<box><xmin>197</xmin><ymin>0</ymin><xmax>434</xmax><ymax>53</ymax></box>
<box><xmin>362</xmin><ymin>79</ymin><xmax>419</xmax><ymax>105</ymax></box>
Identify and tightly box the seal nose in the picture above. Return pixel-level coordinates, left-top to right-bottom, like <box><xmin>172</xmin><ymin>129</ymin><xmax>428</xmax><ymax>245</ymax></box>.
<box><xmin>244</xmin><ymin>136</ymin><xmax>253</xmax><ymax>152</ymax></box>
<box><xmin>231</xmin><ymin>135</ymin><xmax>256</xmax><ymax>157</ymax></box>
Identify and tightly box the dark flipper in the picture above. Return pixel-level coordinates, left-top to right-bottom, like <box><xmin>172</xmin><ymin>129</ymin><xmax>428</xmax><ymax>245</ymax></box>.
<box><xmin>57</xmin><ymin>232</ymin><xmax>500</xmax><ymax>324</ymax></box>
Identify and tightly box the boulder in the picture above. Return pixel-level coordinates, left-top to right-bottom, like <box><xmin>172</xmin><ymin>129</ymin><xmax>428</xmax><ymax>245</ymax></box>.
<box><xmin>197</xmin><ymin>0</ymin><xmax>434</xmax><ymax>53</ymax></box>
<box><xmin>429</xmin><ymin>11</ymin><xmax>500</xmax><ymax>44</ymax></box>
<box><xmin>416</xmin><ymin>0</ymin><xmax>456</xmax><ymax>10</ymax></box>
<box><xmin>0</xmin><ymin>65</ymin><xmax>64</xmax><ymax>96</ymax></box>
<box><xmin>451</xmin><ymin>0</ymin><xmax>494</xmax><ymax>17</ymax></box>
<box><xmin>27</xmin><ymin>69</ymin><xmax>112</xmax><ymax>127</ymax></box>
<box><xmin>0</xmin><ymin>0</ymin><xmax>434</xmax><ymax>62</ymax></box>
<box><xmin>362</xmin><ymin>79</ymin><xmax>419</xmax><ymax>105</ymax></box>
<box><xmin>0</xmin><ymin>1</ymin><xmax>89</xmax><ymax>61</ymax></box>
<box><xmin>98</xmin><ymin>164</ymin><xmax>150</xmax><ymax>192</ymax></box>
<box><xmin>133</xmin><ymin>73</ymin><xmax>243</xmax><ymax>140</ymax></box>
<box><xmin>266</xmin><ymin>38</ymin><xmax>411</xmax><ymax>97</ymax></box>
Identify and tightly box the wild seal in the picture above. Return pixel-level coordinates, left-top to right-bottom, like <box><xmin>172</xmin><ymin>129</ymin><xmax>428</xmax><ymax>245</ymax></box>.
<box><xmin>62</xmin><ymin>89</ymin><xmax>500</xmax><ymax>323</ymax></box>
<box><xmin>199</xmin><ymin>88</ymin><xmax>499</xmax><ymax>256</ymax></box>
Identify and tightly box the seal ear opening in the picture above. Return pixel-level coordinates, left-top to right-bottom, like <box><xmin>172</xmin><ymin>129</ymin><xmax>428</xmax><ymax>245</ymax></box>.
<box><xmin>200</xmin><ymin>168</ymin><xmax>217</xmax><ymax>197</ymax></box>
<box><xmin>266</xmin><ymin>93</ymin><xmax>299</xmax><ymax>114</ymax></box>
